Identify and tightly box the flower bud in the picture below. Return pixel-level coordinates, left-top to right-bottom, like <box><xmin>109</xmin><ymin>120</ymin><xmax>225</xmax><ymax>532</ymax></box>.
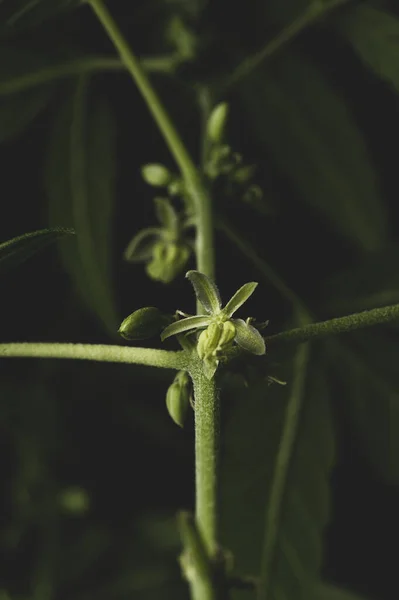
<box><xmin>166</xmin><ymin>370</ymin><xmax>191</xmax><ymax>427</ymax></box>
<box><xmin>197</xmin><ymin>323</ymin><xmax>222</xmax><ymax>360</ymax></box>
<box><xmin>141</xmin><ymin>164</ymin><xmax>172</xmax><ymax>187</ymax></box>
<box><xmin>206</xmin><ymin>102</ymin><xmax>229</xmax><ymax>143</ymax></box>
<box><xmin>118</xmin><ymin>307</ymin><xmax>171</xmax><ymax>340</ymax></box>
<box><xmin>233</xmin><ymin>164</ymin><xmax>257</xmax><ymax>184</ymax></box>
<box><xmin>146</xmin><ymin>241</ymin><xmax>190</xmax><ymax>284</ymax></box>
<box><xmin>218</xmin><ymin>321</ymin><xmax>236</xmax><ymax>349</ymax></box>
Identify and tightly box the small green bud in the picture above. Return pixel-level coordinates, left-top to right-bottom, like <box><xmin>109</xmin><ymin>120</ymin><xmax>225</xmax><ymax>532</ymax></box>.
<box><xmin>167</xmin><ymin>178</ymin><xmax>185</xmax><ymax>197</ymax></box>
<box><xmin>197</xmin><ymin>323</ymin><xmax>222</xmax><ymax>360</ymax></box>
<box><xmin>166</xmin><ymin>370</ymin><xmax>191</xmax><ymax>427</ymax></box>
<box><xmin>218</xmin><ymin>321</ymin><xmax>236</xmax><ymax>349</ymax></box>
<box><xmin>146</xmin><ymin>241</ymin><xmax>190</xmax><ymax>284</ymax></box>
<box><xmin>233</xmin><ymin>164</ymin><xmax>257</xmax><ymax>184</ymax></box>
<box><xmin>141</xmin><ymin>164</ymin><xmax>172</xmax><ymax>187</ymax></box>
<box><xmin>207</xmin><ymin>102</ymin><xmax>229</xmax><ymax>143</ymax></box>
<box><xmin>58</xmin><ymin>487</ymin><xmax>90</xmax><ymax>515</ymax></box>
<box><xmin>119</xmin><ymin>307</ymin><xmax>171</xmax><ymax>340</ymax></box>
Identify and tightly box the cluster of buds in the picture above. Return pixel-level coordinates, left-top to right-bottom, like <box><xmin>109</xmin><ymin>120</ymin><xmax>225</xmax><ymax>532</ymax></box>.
<box><xmin>204</xmin><ymin>102</ymin><xmax>268</xmax><ymax>214</ymax></box>
<box><xmin>124</xmin><ymin>170</ymin><xmax>193</xmax><ymax>284</ymax></box>
<box><xmin>161</xmin><ymin>270</ymin><xmax>266</xmax><ymax>379</ymax></box>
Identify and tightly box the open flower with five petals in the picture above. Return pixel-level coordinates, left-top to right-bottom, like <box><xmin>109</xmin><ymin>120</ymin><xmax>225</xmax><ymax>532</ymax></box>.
<box><xmin>161</xmin><ymin>270</ymin><xmax>266</xmax><ymax>378</ymax></box>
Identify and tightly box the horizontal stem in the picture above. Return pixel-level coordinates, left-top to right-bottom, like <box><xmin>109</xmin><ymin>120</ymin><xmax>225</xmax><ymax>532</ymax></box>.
<box><xmin>0</xmin><ymin>343</ymin><xmax>187</xmax><ymax>370</ymax></box>
<box><xmin>265</xmin><ymin>303</ymin><xmax>399</xmax><ymax>347</ymax></box>
<box><xmin>0</xmin><ymin>55</ymin><xmax>178</xmax><ymax>96</ymax></box>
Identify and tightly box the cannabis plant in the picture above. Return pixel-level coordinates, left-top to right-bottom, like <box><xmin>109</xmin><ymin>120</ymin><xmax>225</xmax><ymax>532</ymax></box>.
<box><xmin>1</xmin><ymin>1</ymin><xmax>399</xmax><ymax>599</ymax></box>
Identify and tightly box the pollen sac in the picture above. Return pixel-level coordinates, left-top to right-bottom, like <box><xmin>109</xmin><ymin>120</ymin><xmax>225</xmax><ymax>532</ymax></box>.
<box><xmin>166</xmin><ymin>370</ymin><xmax>192</xmax><ymax>428</ymax></box>
<box><xmin>146</xmin><ymin>241</ymin><xmax>190</xmax><ymax>284</ymax></box>
<box><xmin>118</xmin><ymin>307</ymin><xmax>171</xmax><ymax>341</ymax></box>
<box><xmin>197</xmin><ymin>321</ymin><xmax>236</xmax><ymax>361</ymax></box>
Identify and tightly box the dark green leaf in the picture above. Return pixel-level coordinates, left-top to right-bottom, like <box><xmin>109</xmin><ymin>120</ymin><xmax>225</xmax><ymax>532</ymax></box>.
<box><xmin>0</xmin><ymin>0</ymin><xmax>79</xmax><ymax>36</ymax></box>
<box><xmin>320</xmin><ymin>249</ymin><xmax>399</xmax><ymax>484</ymax></box>
<box><xmin>336</xmin><ymin>6</ymin><xmax>399</xmax><ymax>94</ymax></box>
<box><xmin>321</xmin><ymin>244</ymin><xmax>399</xmax><ymax>316</ymax></box>
<box><xmin>314</xmin><ymin>582</ymin><xmax>373</xmax><ymax>600</ymax></box>
<box><xmin>0</xmin><ymin>46</ymin><xmax>55</xmax><ymax>142</ymax></box>
<box><xmin>326</xmin><ymin>327</ymin><xmax>399</xmax><ymax>486</ymax></box>
<box><xmin>44</xmin><ymin>77</ymin><xmax>119</xmax><ymax>334</ymax></box>
<box><xmin>239</xmin><ymin>52</ymin><xmax>387</xmax><ymax>252</ymax></box>
<box><xmin>220</xmin><ymin>349</ymin><xmax>335</xmax><ymax>598</ymax></box>
<box><xmin>0</xmin><ymin>227</ymin><xmax>74</xmax><ymax>273</ymax></box>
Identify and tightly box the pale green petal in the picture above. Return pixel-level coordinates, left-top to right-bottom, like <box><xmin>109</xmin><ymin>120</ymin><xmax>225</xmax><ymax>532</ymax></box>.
<box><xmin>124</xmin><ymin>227</ymin><xmax>163</xmax><ymax>262</ymax></box>
<box><xmin>233</xmin><ymin>318</ymin><xmax>266</xmax><ymax>355</ymax></box>
<box><xmin>186</xmin><ymin>270</ymin><xmax>222</xmax><ymax>314</ymax></box>
<box><xmin>154</xmin><ymin>197</ymin><xmax>179</xmax><ymax>237</ymax></box>
<box><xmin>161</xmin><ymin>315</ymin><xmax>211</xmax><ymax>341</ymax></box>
<box><xmin>222</xmin><ymin>282</ymin><xmax>258</xmax><ymax>318</ymax></box>
<box><xmin>203</xmin><ymin>357</ymin><xmax>219</xmax><ymax>379</ymax></box>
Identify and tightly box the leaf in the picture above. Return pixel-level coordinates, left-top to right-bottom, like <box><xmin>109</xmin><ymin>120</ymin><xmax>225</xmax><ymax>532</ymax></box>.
<box><xmin>160</xmin><ymin>315</ymin><xmax>211</xmax><ymax>341</ymax></box>
<box><xmin>44</xmin><ymin>77</ymin><xmax>119</xmax><ymax>334</ymax></box>
<box><xmin>0</xmin><ymin>46</ymin><xmax>55</xmax><ymax>142</ymax></box>
<box><xmin>0</xmin><ymin>227</ymin><xmax>74</xmax><ymax>273</ymax></box>
<box><xmin>222</xmin><ymin>282</ymin><xmax>258</xmax><ymax>318</ymax></box>
<box><xmin>0</xmin><ymin>0</ymin><xmax>79</xmax><ymax>35</ymax></box>
<box><xmin>320</xmin><ymin>249</ymin><xmax>399</xmax><ymax>484</ymax></box>
<box><xmin>238</xmin><ymin>52</ymin><xmax>387</xmax><ymax>252</ymax></box>
<box><xmin>232</xmin><ymin>318</ymin><xmax>266</xmax><ymax>355</ymax></box>
<box><xmin>320</xmin><ymin>243</ymin><xmax>399</xmax><ymax>316</ymax></box>
<box><xmin>326</xmin><ymin>326</ymin><xmax>399</xmax><ymax>486</ymax></box>
<box><xmin>314</xmin><ymin>582</ymin><xmax>373</xmax><ymax>600</ymax></box>
<box><xmin>186</xmin><ymin>270</ymin><xmax>222</xmax><ymax>314</ymax></box>
<box><xmin>220</xmin><ymin>348</ymin><xmax>335</xmax><ymax>598</ymax></box>
<box><xmin>336</xmin><ymin>6</ymin><xmax>399</xmax><ymax>94</ymax></box>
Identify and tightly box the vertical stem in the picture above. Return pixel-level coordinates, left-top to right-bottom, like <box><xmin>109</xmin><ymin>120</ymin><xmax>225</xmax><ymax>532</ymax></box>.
<box><xmin>86</xmin><ymin>0</ymin><xmax>215</xmax><ymax>280</ymax></box>
<box><xmin>87</xmin><ymin>4</ymin><xmax>219</xmax><ymax>598</ymax></box>
<box><xmin>191</xmin><ymin>366</ymin><xmax>220</xmax><ymax>558</ymax></box>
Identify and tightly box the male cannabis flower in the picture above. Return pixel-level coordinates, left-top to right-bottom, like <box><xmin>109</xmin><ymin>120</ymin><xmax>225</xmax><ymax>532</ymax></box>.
<box><xmin>124</xmin><ymin>197</ymin><xmax>192</xmax><ymax>284</ymax></box>
<box><xmin>161</xmin><ymin>271</ymin><xmax>266</xmax><ymax>378</ymax></box>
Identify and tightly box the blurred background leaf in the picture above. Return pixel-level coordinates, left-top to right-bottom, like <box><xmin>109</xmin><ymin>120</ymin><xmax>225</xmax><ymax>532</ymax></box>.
<box><xmin>236</xmin><ymin>52</ymin><xmax>387</xmax><ymax>253</ymax></box>
<box><xmin>314</xmin><ymin>582</ymin><xmax>373</xmax><ymax>600</ymax></box>
<box><xmin>220</xmin><ymin>350</ymin><xmax>335</xmax><ymax>599</ymax></box>
<box><xmin>0</xmin><ymin>46</ymin><xmax>57</xmax><ymax>142</ymax></box>
<box><xmin>0</xmin><ymin>227</ymin><xmax>74</xmax><ymax>273</ymax></box>
<box><xmin>319</xmin><ymin>249</ymin><xmax>399</xmax><ymax>486</ymax></box>
<box><xmin>335</xmin><ymin>6</ymin><xmax>399</xmax><ymax>94</ymax></box>
<box><xmin>44</xmin><ymin>77</ymin><xmax>119</xmax><ymax>335</ymax></box>
<box><xmin>0</xmin><ymin>0</ymin><xmax>80</xmax><ymax>37</ymax></box>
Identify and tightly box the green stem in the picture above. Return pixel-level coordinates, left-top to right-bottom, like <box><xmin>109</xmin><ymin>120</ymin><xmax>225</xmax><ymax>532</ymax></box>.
<box><xmin>190</xmin><ymin>362</ymin><xmax>220</xmax><ymax>559</ymax></box>
<box><xmin>87</xmin><ymin>0</ymin><xmax>215</xmax><ymax>279</ymax></box>
<box><xmin>0</xmin><ymin>56</ymin><xmax>179</xmax><ymax>97</ymax></box>
<box><xmin>0</xmin><ymin>343</ymin><xmax>187</xmax><ymax>369</ymax></box>
<box><xmin>258</xmin><ymin>334</ymin><xmax>310</xmax><ymax>600</ymax></box>
<box><xmin>223</xmin><ymin>0</ymin><xmax>353</xmax><ymax>91</ymax></box>
<box><xmin>87</xmin><ymin>5</ymin><xmax>219</xmax><ymax>599</ymax></box>
<box><xmin>265</xmin><ymin>303</ymin><xmax>399</xmax><ymax>347</ymax></box>
<box><xmin>178</xmin><ymin>512</ymin><xmax>217</xmax><ymax>600</ymax></box>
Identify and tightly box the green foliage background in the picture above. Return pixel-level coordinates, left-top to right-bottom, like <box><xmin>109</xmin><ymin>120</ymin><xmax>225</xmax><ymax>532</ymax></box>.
<box><xmin>1</xmin><ymin>1</ymin><xmax>399</xmax><ymax>599</ymax></box>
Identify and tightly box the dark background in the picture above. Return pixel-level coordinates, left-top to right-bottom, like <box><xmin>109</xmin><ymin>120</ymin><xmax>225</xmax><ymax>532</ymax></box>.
<box><xmin>1</xmin><ymin>1</ymin><xmax>399</xmax><ymax>599</ymax></box>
